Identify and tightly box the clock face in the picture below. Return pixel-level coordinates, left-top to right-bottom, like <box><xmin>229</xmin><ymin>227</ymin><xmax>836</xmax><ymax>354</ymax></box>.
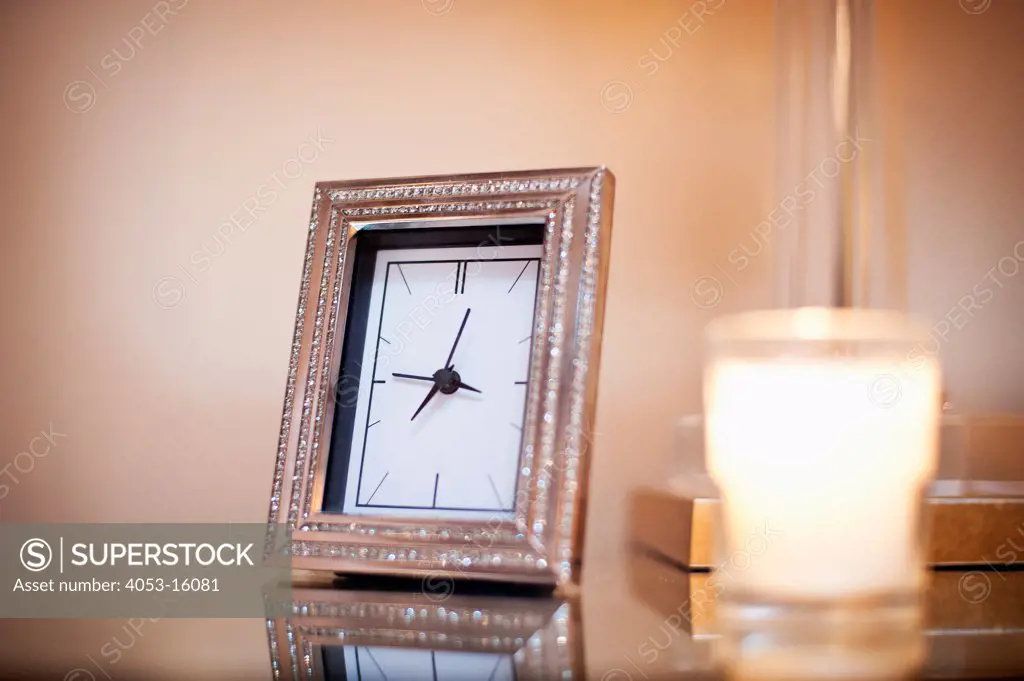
<box><xmin>338</xmin><ymin>242</ymin><xmax>542</xmax><ymax>521</ymax></box>
<box><xmin>323</xmin><ymin>646</ymin><xmax>515</xmax><ymax>681</ymax></box>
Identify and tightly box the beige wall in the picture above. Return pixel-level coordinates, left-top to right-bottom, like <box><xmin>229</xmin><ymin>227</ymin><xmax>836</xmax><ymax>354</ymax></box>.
<box><xmin>0</xmin><ymin>0</ymin><xmax>1020</xmax><ymax>677</ymax></box>
<box><xmin>893</xmin><ymin>0</ymin><xmax>1024</xmax><ymax>413</ymax></box>
<box><xmin>0</xmin><ymin>0</ymin><xmax>775</xmax><ymax>542</ymax></box>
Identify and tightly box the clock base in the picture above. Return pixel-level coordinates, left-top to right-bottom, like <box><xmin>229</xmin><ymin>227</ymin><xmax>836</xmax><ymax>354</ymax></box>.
<box><xmin>330</xmin><ymin>572</ymin><xmax>558</xmax><ymax>598</ymax></box>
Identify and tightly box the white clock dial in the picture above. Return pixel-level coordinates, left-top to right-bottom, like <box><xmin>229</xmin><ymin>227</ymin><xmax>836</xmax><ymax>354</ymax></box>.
<box><xmin>341</xmin><ymin>243</ymin><xmax>542</xmax><ymax>520</ymax></box>
<box><xmin>328</xmin><ymin>647</ymin><xmax>515</xmax><ymax>681</ymax></box>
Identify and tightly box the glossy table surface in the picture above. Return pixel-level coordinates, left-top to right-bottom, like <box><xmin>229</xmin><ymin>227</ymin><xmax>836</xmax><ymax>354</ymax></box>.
<box><xmin>1</xmin><ymin>553</ymin><xmax>1022</xmax><ymax>680</ymax></box>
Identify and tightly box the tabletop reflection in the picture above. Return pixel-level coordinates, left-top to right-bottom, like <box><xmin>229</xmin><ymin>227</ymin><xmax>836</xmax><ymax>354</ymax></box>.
<box><xmin>712</xmin><ymin>613</ymin><xmax>925</xmax><ymax>681</ymax></box>
<box><xmin>266</xmin><ymin>583</ymin><xmax>581</xmax><ymax>680</ymax></box>
<box><xmin>260</xmin><ymin>554</ymin><xmax>1024</xmax><ymax>681</ymax></box>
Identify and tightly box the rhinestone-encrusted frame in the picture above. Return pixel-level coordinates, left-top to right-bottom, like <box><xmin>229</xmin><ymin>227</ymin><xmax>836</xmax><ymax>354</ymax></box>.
<box><xmin>267</xmin><ymin>169</ymin><xmax>612</xmax><ymax>586</ymax></box>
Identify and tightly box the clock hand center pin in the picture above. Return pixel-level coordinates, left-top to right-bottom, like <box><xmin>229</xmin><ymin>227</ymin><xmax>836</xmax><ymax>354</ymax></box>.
<box><xmin>433</xmin><ymin>366</ymin><xmax>462</xmax><ymax>395</ymax></box>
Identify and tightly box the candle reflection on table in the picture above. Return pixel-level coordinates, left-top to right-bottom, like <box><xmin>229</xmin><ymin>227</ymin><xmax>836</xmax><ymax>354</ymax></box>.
<box><xmin>626</xmin><ymin>552</ymin><xmax>928</xmax><ymax>681</ymax></box>
<box><xmin>713</xmin><ymin>615</ymin><xmax>925</xmax><ymax>681</ymax></box>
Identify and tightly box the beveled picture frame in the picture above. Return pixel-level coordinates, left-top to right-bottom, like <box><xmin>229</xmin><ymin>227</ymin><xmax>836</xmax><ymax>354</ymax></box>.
<box><xmin>266</xmin><ymin>587</ymin><xmax>583</xmax><ymax>680</ymax></box>
<box><xmin>266</xmin><ymin>168</ymin><xmax>615</xmax><ymax>587</ymax></box>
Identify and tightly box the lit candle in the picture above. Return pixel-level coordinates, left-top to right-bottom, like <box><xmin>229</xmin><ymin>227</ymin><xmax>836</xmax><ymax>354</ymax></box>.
<box><xmin>704</xmin><ymin>308</ymin><xmax>941</xmax><ymax>601</ymax></box>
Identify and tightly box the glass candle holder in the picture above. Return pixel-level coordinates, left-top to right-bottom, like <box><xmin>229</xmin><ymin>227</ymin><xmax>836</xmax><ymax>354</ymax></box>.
<box><xmin>703</xmin><ymin>307</ymin><xmax>941</xmax><ymax>635</ymax></box>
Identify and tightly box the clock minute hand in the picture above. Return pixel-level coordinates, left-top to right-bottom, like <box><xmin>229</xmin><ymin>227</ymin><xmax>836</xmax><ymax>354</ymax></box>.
<box><xmin>444</xmin><ymin>308</ymin><xmax>471</xmax><ymax>369</ymax></box>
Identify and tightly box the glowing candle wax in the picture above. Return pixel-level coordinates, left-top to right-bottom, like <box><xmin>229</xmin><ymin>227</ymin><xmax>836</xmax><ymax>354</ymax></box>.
<box><xmin>704</xmin><ymin>310</ymin><xmax>941</xmax><ymax>600</ymax></box>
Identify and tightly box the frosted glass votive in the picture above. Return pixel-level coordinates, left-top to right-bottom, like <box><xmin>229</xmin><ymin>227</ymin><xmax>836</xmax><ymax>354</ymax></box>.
<box><xmin>703</xmin><ymin>308</ymin><xmax>941</xmax><ymax>630</ymax></box>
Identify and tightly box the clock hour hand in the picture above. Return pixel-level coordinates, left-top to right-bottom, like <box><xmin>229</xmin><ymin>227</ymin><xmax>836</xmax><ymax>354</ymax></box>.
<box><xmin>444</xmin><ymin>308</ymin><xmax>471</xmax><ymax>369</ymax></box>
<box><xmin>410</xmin><ymin>384</ymin><xmax>440</xmax><ymax>421</ymax></box>
<box><xmin>392</xmin><ymin>372</ymin><xmax>435</xmax><ymax>383</ymax></box>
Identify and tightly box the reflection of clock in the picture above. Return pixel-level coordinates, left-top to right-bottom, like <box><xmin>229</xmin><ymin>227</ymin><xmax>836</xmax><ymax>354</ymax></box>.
<box><xmin>322</xmin><ymin>647</ymin><xmax>515</xmax><ymax>681</ymax></box>
<box><xmin>267</xmin><ymin>588</ymin><xmax>582</xmax><ymax>681</ymax></box>
<box><xmin>268</xmin><ymin>168</ymin><xmax>615</xmax><ymax>586</ymax></box>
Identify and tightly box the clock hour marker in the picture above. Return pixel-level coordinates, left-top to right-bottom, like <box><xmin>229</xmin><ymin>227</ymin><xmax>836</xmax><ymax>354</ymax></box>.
<box><xmin>518</xmin><ymin>335</ymin><xmax>532</xmax><ymax>344</ymax></box>
<box><xmin>487</xmin><ymin>474</ymin><xmax>504</xmax><ymax>507</ymax></box>
<box><xmin>514</xmin><ymin>380</ymin><xmax>527</xmax><ymax>385</ymax></box>
<box><xmin>373</xmin><ymin>380</ymin><xmax>386</xmax><ymax>384</ymax></box>
<box><xmin>368</xmin><ymin>419</ymin><xmax>381</xmax><ymax>428</ymax></box>
<box><xmin>364</xmin><ymin>649</ymin><xmax>388</xmax><ymax>680</ymax></box>
<box><xmin>486</xmin><ymin>656</ymin><xmax>503</xmax><ymax>681</ymax></box>
<box><xmin>507</xmin><ymin>261</ymin><xmax>531</xmax><ymax>293</ymax></box>
<box><xmin>354</xmin><ymin>649</ymin><xmax>364</xmax><ymax>679</ymax></box>
<box><xmin>432</xmin><ymin>474</ymin><xmax>440</xmax><ymax>508</ymax></box>
<box><xmin>396</xmin><ymin>263</ymin><xmax>412</xmax><ymax>295</ymax></box>
<box><xmin>365</xmin><ymin>472</ymin><xmax>389</xmax><ymax>504</ymax></box>
<box><xmin>510</xmin><ymin>421</ymin><xmax>522</xmax><ymax>432</ymax></box>
<box><xmin>459</xmin><ymin>261</ymin><xmax>468</xmax><ymax>294</ymax></box>
<box><xmin>380</xmin><ymin>336</ymin><xmax>392</xmax><ymax>345</ymax></box>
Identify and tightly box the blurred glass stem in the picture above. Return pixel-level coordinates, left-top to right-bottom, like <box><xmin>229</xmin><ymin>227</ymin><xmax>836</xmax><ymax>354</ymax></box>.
<box><xmin>773</xmin><ymin>0</ymin><xmax>888</xmax><ymax>309</ymax></box>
